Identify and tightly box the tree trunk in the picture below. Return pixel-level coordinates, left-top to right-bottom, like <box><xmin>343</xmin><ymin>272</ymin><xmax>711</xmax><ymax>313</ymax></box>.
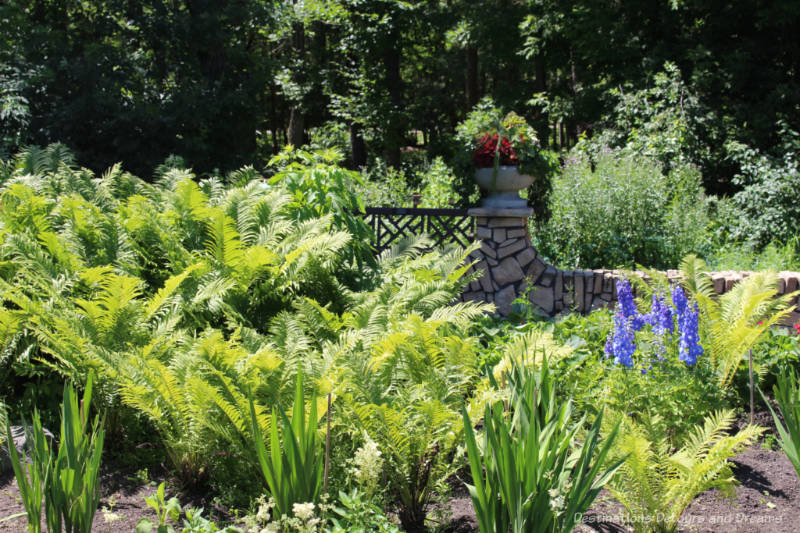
<box><xmin>465</xmin><ymin>45</ymin><xmax>479</xmax><ymax>110</ymax></box>
<box><xmin>383</xmin><ymin>28</ymin><xmax>403</xmax><ymax>168</ymax></box>
<box><xmin>349</xmin><ymin>122</ymin><xmax>367</xmax><ymax>168</ymax></box>
<box><xmin>288</xmin><ymin>108</ymin><xmax>305</xmax><ymax>148</ymax></box>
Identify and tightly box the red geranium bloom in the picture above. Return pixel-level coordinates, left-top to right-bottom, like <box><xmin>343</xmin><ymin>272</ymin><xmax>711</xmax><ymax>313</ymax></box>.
<box><xmin>472</xmin><ymin>133</ymin><xmax>518</xmax><ymax>168</ymax></box>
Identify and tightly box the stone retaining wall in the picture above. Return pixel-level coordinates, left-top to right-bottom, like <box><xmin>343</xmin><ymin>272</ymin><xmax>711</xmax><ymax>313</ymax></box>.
<box><xmin>462</xmin><ymin>207</ymin><xmax>800</xmax><ymax>324</ymax></box>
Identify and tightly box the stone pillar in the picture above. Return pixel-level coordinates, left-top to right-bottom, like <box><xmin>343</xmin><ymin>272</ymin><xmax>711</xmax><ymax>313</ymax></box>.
<box><xmin>462</xmin><ymin>207</ymin><xmax>614</xmax><ymax>317</ymax></box>
<box><xmin>463</xmin><ymin>208</ymin><xmax>542</xmax><ymax>315</ymax></box>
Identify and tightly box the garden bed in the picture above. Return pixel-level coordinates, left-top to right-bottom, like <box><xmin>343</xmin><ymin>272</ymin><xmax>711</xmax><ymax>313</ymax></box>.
<box><xmin>2</xmin><ymin>439</ymin><xmax>798</xmax><ymax>532</ymax></box>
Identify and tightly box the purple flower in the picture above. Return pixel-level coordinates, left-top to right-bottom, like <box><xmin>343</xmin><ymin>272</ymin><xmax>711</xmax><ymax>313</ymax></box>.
<box><xmin>678</xmin><ymin>302</ymin><xmax>703</xmax><ymax>366</ymax></box>
<box><xmin>647</xmin><ymin>292</ymin><xmax>674</xmax><ymax>335</ymax></box>
<box><xmin>617</xmin><ymin>278</ymin><xmax>646</xmax><ymax>331</ymax></box>
<box><xmin>605</xmin><ymin>313</ymin><xmax>636</xmax><ymax>367</ymax></box>
<box><xmin>671</xmin><ymin>285</ymin><xmax>688</xmax><ymax>317</ymax></box>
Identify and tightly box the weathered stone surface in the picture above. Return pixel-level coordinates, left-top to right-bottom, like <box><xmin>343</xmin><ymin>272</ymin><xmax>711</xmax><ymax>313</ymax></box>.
<box><xmin>507</xmin><ymin>228</ymin><xmax>527</xmax><ymax>238</ymax></box>
<box><xmin>492</xmin><ymin>228</ymin><xmax>507</xmax><ymax>242</ymax></box>
<box><xmin>555</xmin><ymin>300</ymin><xmax>564</xmax><ymax>312</ymax></box>
<box><xmin>584</xmin><ymin>290</ymin><xmax>593</xmax><ymax>311</ymax></box>
<box><xmin>494</xmin><ymin>285</ymin><xmax>516</xmax><ymax>316</ymax></box>
<box><xmin>3</xmin><ymin>426</ymin><xmax>55</xmax><ymax>474</ymax></box>
<box><xmin>480</xmin><ymin>242</ymin><xmax>497</xmax><ymax>258</ymax></box>
<box><xmin>593</xmin><ymin>271</ymin><xmax>604</xmax><ymax>293</ymax></box>
<box><xmin>555</xmin><ymin>271</ymin><xmax>563</xmax><ymax>298</ymax></box>
<box><xmin>494</xmin><ymin>257</ymin><xmax>525</xmax><ymax>286</ymax></box>
<box><xmin>526</xmin><ymin>258</ymin><xmax>547</xmax><ymax>284</ymax></box>
<box><xmin>600</xmin><ymin>292</ymin><xmax>612</xmax><ymax>301</ymax></box>
<box><xmin>787</xmin><ymin>276</ymin><xmax>799</xmax><ymax>293</ymax></box>
<box><xmin>498</xmin><ymin>237</ymin><xmax>518</xmax><ymax>248</ymax></box>
<box><xmin>492</xmin><ymin>279</ymin><xmax>500</xmax><ymax>291</ymax></box>
<box><xmin>530</xmin><ymin>286</ymin><xmax>555</xmax><ymax>314</ymax></box>
<box><xmin>476</xmin><ymin>261</ymin><xmax>493</xmax><ymax>292</ymax></box>
<box><xmin>539</xmin><ymin>265</ymin><xmax>556</xmax><ymax>287</ymax></box>
<box><xmin>476</xmin><ymin>226</ymin><xmax>492</xmax><ymax>240</ymax></box>
<box><xmin>497</xmin><ymin>239</ymin><xmax>526</xmax><ymax>259</ymax></box>
<box><xmin>469</xmin><ymin>280</ymin><xmax>480</xmax><ymax>292</ymax></box>
<box><xmin>575</xmin><ymin>273</ymin><xmax>584</xmax><ymax>311</ymax></box>
<box><xmin>591</xmin><ymin>296</ymin><xmax>607</xmax><ymax>310</ymax></box>
<box><xmin>603</xmin><ymin>274</ymin><xmax>614</xmax><ymax>293</ymax></box>
<box><xmin>488</xmin><ymin>217</ymin><xmax>525</xmax><ymax>228</ymax></box>
<box><xmin>487</xmin><ymin>257</ymin><xmax>499</xmax><ymax>266</ymax></box>
<box><xmin>476</xmin><ymin>217</ymin><xmax>488</xmax><ymax>225</ymax></box>
<box><xmin>463</xmin><ymin>291</ymin><xmax>484</xmax><ymax>303</ymax></box>
<box><xmin>516</xmin><ymin>247</ymin><xmax>537</xmax><ymax>268</ymax></box>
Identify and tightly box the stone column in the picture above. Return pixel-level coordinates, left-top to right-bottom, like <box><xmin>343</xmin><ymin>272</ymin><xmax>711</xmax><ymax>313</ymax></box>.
<box><xmin>463</xmin><ymin>207</ymin><xmax>549</xmax><ymax>315</ymax></box>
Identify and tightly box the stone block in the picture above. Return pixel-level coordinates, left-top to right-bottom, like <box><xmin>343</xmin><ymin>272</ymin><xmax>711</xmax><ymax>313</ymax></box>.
<box><xmin>476</xmin><ymin>261</ymin><xmax>493</xmax><ymax>292</ymax></box>
<box><xmin>492</xmin><ymin>279</ymin><xmax>500</xmax><ymax>291</ymax></box>
<box><xmin>591</xmin><ymin>296</ymin><xmax>607</xmax><ymax>310</ymax></box>
<box><xmin>575</xmin><ymin>273</ymin><xmax>584</xmax><ymax>311</ymax></box>
<box><xmin>555</xmin><ymin>300</ymin><xmax>564</xmax><ymax>312</ymax></box>
<box><xmin>602</xmin><ymin>274</ymin><xmax>614</xmax><ymax>293</ymax></box>
<box><xmin>563</xmin><ymin>291</ymin><xmax>573</xmax><ymax>308</ymax></box>
<box><xmin>526</xmin><ymin>258</ymin><xmax>547</xmax><ymax>284</ymax></box>
<box><xmin>600</xmin><ymin>292</ymin><xmax>612</xmax><ymax>302</ymax></box>
<box><xmin>530</xmin><ymin>286</ymin><xmax>555</xmax><ymax>314</ymax></box>
<box><xmin>555</xmin><ymin>271</ymin><xmax>563</xmax><ymax>298</ymax></box>
<box><xmin>712</xmin><ymin>276</ymin><xmax>725</xmax><ymax>294</ymax></box>
<box><xmin>492</xmin><ymin>228</ymin><xmax>507</xmax><ymax>242</ymax></box>
<box><xmin>593</xmin><ymin>271</ymin><xmax>603</xmax><ymax>293</ymax></box>
<box><xmin>480</xmin><ymin>242</ymin><xmax>497</xmax><ymax>258</ymax></box>
<box><xmin>494</xmin><ymin>285</ymin><xmax>516</xmax><ymax>316</ymax></box>
<box><xmin>789</xmin><ymin>276</ymin><xmax>799</xmax><ymax>293</ymax></box>
<box><xmin>584</xmin><ymin>291</ymin><xmax>593</xmax><ymax>312</ymax></box>
<box><xmin>476</xmin><ymin>217</ymin><xmax>488</xmax><ymax>225</ymax></box>
<box><xmin>497</xmin><ymin>239</ymin><xmax>526</xmax><ymax>259</ymax></box>
<box><xmin>469</xmin><ymin>280</ymin><xmax>480</xmax><ymax>292</ymax></box>
<box><xmin>539</xmin><ymin>265</ymin><xmax>556</xmax><ymax>287</ymax></box>
<box><xmin>463</xmin><ymin>291</ymin><xmax>485</xmax><ymax>303</ymax></box>
<box><xmin>487</xmin><ymin>257</ymin><xmax>499</xmax><ymax>266</ymax></box>
<box><xmin>507</xmin><ymin>228</ymin><xmax>527</xmax><ymax>238</ymax></box>
<box><xmin>493</xmin><ymin>257</ymin><xmax>525</xmax><ymax>286</ymax></box>
<box><xmin>516</xmin><ymin>247</ymin><xmax>537</xmax><ymax>267</ymax></box>
<box><xmin>476</xmin><ymin>226</ymin><xmax>492</xmax><ymax>240</ymax></box>
<box><xmin>583</xmin><ymin>271</ymin><xmax>595</xmax><ymax>294</ymax></box>
<box><xmin>488</xmin><ymin>217</ymin><xmax>525</xmax><ymax>228</ymax></box>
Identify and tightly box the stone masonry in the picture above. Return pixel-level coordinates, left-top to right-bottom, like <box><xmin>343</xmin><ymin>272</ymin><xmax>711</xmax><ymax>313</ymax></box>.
<box><xmin>462</xmin><ymin>207</ymin><xmax>800</xmax><ymax>324</ymax></box>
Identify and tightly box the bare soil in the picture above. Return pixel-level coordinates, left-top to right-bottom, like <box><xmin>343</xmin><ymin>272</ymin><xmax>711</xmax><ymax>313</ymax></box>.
<box><xmin>2</xmin><ymin>438</ymin><xmax>800</xmax><ymax>532</ymax></box>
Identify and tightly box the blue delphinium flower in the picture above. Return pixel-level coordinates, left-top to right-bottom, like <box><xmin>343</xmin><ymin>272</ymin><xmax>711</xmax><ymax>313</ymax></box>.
<box><xmin>671</xmin><ymin>284</ymin><xmax>688</xmax><ymax>318</ymax></box>
<box><xmin>647</xmin><ymin>292</ymin><xmax>674</xmax><ymax>335</ymax></box>
<box><xmin>606</xmin><ymin>313</ymin><xmax>635</xmax><ymax>367</ymax></box>
<box><xmin>678</xmin><ymin>302</ymin><xmax>703</xmax><ymax>365</ymax></box>
<box><xmin>617</xmin><ymin>278</ymin><xmax>645</xmax><ymax>331</ymax></box>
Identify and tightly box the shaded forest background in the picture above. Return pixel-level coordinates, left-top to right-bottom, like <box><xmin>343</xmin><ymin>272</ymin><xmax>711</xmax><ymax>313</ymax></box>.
<box><xmin>2</xmin><ymin>0</ymin><xmax>799</xmax><ymax>197</ymax></box>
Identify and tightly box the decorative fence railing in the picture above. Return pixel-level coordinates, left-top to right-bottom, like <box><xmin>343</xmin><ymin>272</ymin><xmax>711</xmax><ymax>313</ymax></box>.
<box><xmin>360</xmin><ymin>208</ymin><xmax>475</xmax><ymax>253</ymax></box>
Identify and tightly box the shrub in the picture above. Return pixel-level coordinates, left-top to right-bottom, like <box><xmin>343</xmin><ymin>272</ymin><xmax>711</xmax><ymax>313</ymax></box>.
<box><xmin>726</xmin><ymin>124</ymin><xmax>800</xmax><ymax>248</ymax></box>
<box><xmin>537</xmin><ymin>148</ymin><xmax>709</xmax><ymax>269</ymax></box>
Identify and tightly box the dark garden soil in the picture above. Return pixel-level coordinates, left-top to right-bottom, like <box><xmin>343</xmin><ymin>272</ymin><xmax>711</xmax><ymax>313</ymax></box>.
<box><xmin>443</xmin><ymin>439</ymin><xmax>800</xmax><ymax>533</ymax></box>
<box><xmin>0</xmin><ymin>460</ymin><xmax>230</xmax><ymax>532</ymax></box>
<box><xmin>3</xmin><ymin>434</ymin><xmax>800</xmax><ymax>532</ymax></box>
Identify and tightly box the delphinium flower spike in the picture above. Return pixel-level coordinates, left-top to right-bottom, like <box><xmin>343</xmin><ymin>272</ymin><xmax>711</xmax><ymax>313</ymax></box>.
<box><xmin>617</xmin><ymin>278</ymin><xmax>645</xmax><ymax>331</ymax></box>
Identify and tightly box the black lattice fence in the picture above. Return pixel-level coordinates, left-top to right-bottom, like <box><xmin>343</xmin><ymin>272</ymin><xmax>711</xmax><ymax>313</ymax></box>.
<box><xmin>361</xmin><ymin>208</ymin><xmax>475</xmax><ymax>253</ymax></box>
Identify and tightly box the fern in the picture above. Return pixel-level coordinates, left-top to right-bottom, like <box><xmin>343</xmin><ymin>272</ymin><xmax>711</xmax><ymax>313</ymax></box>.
<box><xmin>607</xmin><ymin>409</ymin><xmax>764</xmax><ymax>533</ymax></box>
<box><xmin>679</xmin><ymin>255</ymin><xmax>797</xmax><ymax>389</ymax></box>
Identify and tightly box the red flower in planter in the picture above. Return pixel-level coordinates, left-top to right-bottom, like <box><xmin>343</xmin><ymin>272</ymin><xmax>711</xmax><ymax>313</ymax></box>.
<box><xmin>794</xmin><ymin>323</ymin><xmax>800</xmax><ymax>335</ymax></box>
<box><xmin>472</xmin><ymin>133</ymin><xmax>519</xmax><ymax>168</ymax></box>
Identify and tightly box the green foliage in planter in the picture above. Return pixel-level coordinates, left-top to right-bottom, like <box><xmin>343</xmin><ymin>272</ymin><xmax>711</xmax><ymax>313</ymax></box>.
<box><xmin>463</xmin><ymin>358</ymin><xmax>623</xmax><ymax>533</ymax></box>
<box><xmin>6</xmin><ymin>372</ymin><xmax>104</xmax><ymax>533</ymax></box>
<box><xmin>607</xmin><ymin>409</ymin><xmax>764</xmax><ymax>533</ymax></box>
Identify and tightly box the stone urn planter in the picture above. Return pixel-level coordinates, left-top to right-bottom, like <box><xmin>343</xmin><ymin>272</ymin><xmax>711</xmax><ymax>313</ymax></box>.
<box><xmin>474</xmin><ymin>166</ymin><xmax>533</xmax><ymax>209</ymax></box>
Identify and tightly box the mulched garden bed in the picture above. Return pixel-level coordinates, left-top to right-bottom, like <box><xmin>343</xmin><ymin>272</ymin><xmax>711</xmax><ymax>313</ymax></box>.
<box><xmin>2</xmin><ymin>439</ymin><xmax>799</xmax><ymax>532</ymax></box>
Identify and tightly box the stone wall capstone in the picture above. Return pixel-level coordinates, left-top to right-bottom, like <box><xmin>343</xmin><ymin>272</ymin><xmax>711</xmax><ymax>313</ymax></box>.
<box><xmin>462</xmin><ymin>207</ymin><xmax>800</xmax><ymax>324</ymax></box>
